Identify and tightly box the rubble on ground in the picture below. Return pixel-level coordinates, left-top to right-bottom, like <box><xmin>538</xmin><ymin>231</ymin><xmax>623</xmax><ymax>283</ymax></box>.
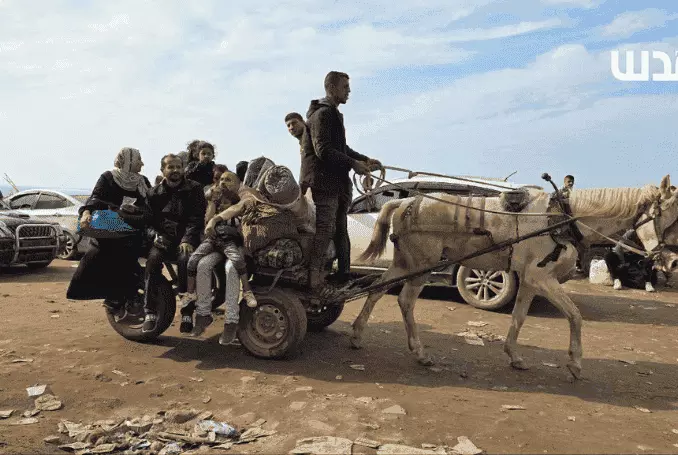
<box><xmin>46</xmin><ymin>407</ymin><xmax>277</xmax><ymax>455</ymax></box>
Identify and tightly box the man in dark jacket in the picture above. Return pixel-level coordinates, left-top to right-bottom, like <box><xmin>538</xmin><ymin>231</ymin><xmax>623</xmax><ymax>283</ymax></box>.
<box><xmin>143</xmin><ymin>153</ymin><xmax>207</xmax><ymax>332</ymax></box>
<box><xmin>300</xmin><ymin>71</ymin><xmax>381</xmax><ymax>289</ymax></box>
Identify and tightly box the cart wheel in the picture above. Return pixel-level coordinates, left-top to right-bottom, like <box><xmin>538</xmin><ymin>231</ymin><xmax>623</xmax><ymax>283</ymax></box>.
<box><xmin>106</xmin><ymin>276</ymin><xmax>176</xmax><ymax>342</ymax></box>
<box><xmin>306</xmin><ymin>300</ymin><xmax>345</xmax><ymax>332</ymax></box>
<box><xmin>238</xmin><ymin>287</ymin><xmax>307</xmax><ymax>359</ymax></box>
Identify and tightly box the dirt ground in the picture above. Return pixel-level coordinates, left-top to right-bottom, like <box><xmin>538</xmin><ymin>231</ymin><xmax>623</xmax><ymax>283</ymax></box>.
<box><xmin>2</xmin><ymin>260</ymin><xmax>678</xmax><ymax>454</ymax></box>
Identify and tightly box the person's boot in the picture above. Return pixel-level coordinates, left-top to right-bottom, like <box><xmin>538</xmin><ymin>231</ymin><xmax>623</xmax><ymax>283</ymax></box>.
<box><xmin>613</xmin><ymin>278</ymin><xmax>622</xmax><ymax>290</ymax></box>
<box><xmin>142</xmin><ymin>313</ymin><xmax>158</xmax><ymax>333</ymax></box>
<box><xmin>190</xmin><ymin>314</ymin><xmax>213</xmax><ymax>337</ymax></box>
<box><xmin>179</xmin><ymin>293</ymin><xmax>197</xmax><ymax>333</ymax></box>
<box><xmin>219</xmin><ymin>322</ymin><xmax>238</xmax><ymax>346</ymax></box>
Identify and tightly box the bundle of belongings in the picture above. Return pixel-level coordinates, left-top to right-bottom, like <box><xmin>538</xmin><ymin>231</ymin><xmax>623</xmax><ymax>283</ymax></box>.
<box><xmin>239</xmin><ymin>157</ymin><xmax>317</xmax><ymax>270</ymax></box>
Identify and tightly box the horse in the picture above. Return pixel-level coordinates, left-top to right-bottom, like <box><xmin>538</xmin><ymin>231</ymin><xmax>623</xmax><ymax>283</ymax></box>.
<box><xmin>351</xmin><ymin>175</ymin><xmax>678</xmax><ymax>380</ymax></box>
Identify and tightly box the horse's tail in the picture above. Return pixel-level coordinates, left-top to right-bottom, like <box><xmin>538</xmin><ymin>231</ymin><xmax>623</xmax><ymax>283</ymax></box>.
<box><xmin>358</xmin><ymin>199</ymin><xmax>407</xmax><ymax>262</ymax></box>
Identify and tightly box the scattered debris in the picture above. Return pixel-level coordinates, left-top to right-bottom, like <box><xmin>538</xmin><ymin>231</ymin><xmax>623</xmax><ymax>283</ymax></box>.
<box><xmin>377</xmin><ymin>444</ymin><xmax>446</xmax><ymax>454</ymax></box>
<box><xmin>251</xmin><ymin>418</ymin><xmax>266</xmax><ymax>427</ymax></box>
<box><xmin>194</xmin><ymin>420</ymin><xmax>240</xmax><ymax>438</ymax></box>
<box><xmin>464</xmin><ymin>337</ymin><xmax>485</xmax><ymax>346</ymax></box>
<box><xmin>189</xmin><ymin>377</ymin><xmax>204</xmax><ymax>383</ymax></box>
<box><xmin>59</xmin><ymin>441</ymin><xmax>92</xmax><ymax>451</ymax></box>
<box><xmin>166</xmin><ymin>409</ymin><xmax>199</xmax><ymax>424</ymax></box>
<box><xmin>382</xmin><ymin>405</ymin><xmax>407</xmax><ymax>415</ymax></box>
<box><xmin>502</xmin><ymin>405</ymin><xmax>526</xmax><ymax>411</ymax></box>
<box><xmin>422</xmin><ymin>443</ymin><xmax>437</xmax><ymax>449</ymax></box>
<box><xmin>355</xmin><ymin>437</ymin><xmax>381</xmax><ymax>449</ymax></box>
<box><xmin>0</xmin><ymin>410</ymin><xmax>13</xmax><ymax>419</ymax></box>
<box><xmin>290</xmin><ymin>436</ymin><xmax>353</xmax><ymax>454</ymax></box>
<box><xmin>237</xmin><ymin>427</ymin><xmax>277</xmax><ymax>444</ymax></box>
<box><xmin>306</xmin><ymin>420</ymin><xmax>335</xmax><ymax>433</ymax></box>
<box><xmin>35</xmin><ymin>394</ymin><xmax>62</xmax><ymax>411</ymax></box>
<box><xmin>491</xmin><ymin>386</ymin><xmax>509</xmax><ymax>392</ymax></box>
<box><xmin>619</xmin><ymin>359</ymin><xmax>637</xmax><ymax>365</ymax></box>
<box><xmin>202</xmin><ymin>396</ymin><xmax>211</xmax><ymax>404</ymax></box>
<box><xmin>568</xmin><ymin>416</ymin><xmax>576</xmax><ymax>422</ymax></box>
<box><xmin>13</xmin><ymin>418</ymin><xmax>39</xmax><ymax>425</ymax></box>
<box><xmin>672</xmin><ymin>429</ymin><xmax>678</xmax><ymax>435</ymax></box>
<box><xmin>111</xmin><ymin>369</ymin><xmax>129</xmax><ymax>377</ymax></box>
<box><xmin>295</xmin><ymin>386</ymin><xmax>313</xmax><ymax>392</ymax></box>
<box><xmin>50</xmin><ymin>314</ymin><xmax>60</xmax><ymax>319</ymax></box>
<box><xmin>350</xmin><ymin>364</ymin><xmax>366</xmax><ymax>371</ymax></box>
<box><xmin>26</xmin><ymin>385</ymin><xmax>47</xmax><ymax>397</ymax></box>
<box><xmin>467</xmin><ymin>321</ymin><xmax>488</xmax><ymax>327</ymax></box>
<box><xmin>542</xmin><ymin>362</ymin><xmax>559</xmax><ymax>368</ymax></box>
<box><xmin>197</xmin><ymin>411</ymin><xmax>213</xmax><ymax>421</ymax></box>
<box><xmin>289</xmin><ymin>402</ymin><xmax>307</xmax><ymax>411</ymax></box>
<box><xmin>23</xmin><ymin>409</ymin><xmax>40</xmax><ymax>418</ymax></box>
<box><xmin>450</xmin><ymin>436</ymin><xmax>483</xmax><ymax>455</ymax></box>
<box><xmin>428</xmin><ymin>367</ymin><xmax>443</xmax><ymax>373</ymax></box>
<box><xmin>380</xmin><ymin>329</ymin><xmax>392</xmax><ymax>334</ymax></box>
<box><xmin>335</xmin><ymin>375</ymin><xmax>343</xmax><ymax>380</ymax></box>
<box><xmin>357</xmin><ymin>397</ymin><xmax>374</xmax><ymax>404</ymax></box>
<box><xmin>447</xmin><ymin>306</ymin><xmax>457</xmax><ymax>311</ymax></box>
<box><xmin>43</xmin><ymin>435</ymin><xmax>61</xmax><ymax>444</ymax></box>
<box><xmin>634</xmin><ymin>406</ymin><xmax>652</xmax><ymax>413</ymax></box>
<box><xmin>11</xmin><ymin>358</ymin><xmax>34</xmax><ymax>364</ymax></box>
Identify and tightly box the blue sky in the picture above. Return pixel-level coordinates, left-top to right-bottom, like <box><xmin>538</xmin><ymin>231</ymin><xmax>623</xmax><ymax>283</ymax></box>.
<box><xmin>0</xmin><ymin>0</ymin><xmax>677</xmax><ymax>191</ymax></box>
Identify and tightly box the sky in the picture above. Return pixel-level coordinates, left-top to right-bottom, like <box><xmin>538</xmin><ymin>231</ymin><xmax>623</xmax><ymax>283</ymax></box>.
<box><xmin>1</xmin><ymin>0</ymin><xmax>677</xmax><ymax>192</ymax></box>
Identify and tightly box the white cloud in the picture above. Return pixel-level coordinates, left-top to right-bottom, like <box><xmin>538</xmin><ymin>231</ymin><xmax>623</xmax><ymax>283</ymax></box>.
<box><xmin>601</xmin><ymin>8</ymin><xmax>678</xmax><ymax>39</ymax></box>
<box><xmin>445</xmin><ymin>19</ymin><xmax>564</xmax><ymax>42</ymax></box>
<box><xmin>541</xmin><ymin>0</ymin><xmax>603</xmax><ymax>8</ymax></box>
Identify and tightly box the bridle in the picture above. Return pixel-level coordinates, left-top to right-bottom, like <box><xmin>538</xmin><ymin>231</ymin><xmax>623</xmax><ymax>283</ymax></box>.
<box><xmin>632</xmin><ymin>194</ymin><xmax>678</xmax><ymax>258</ymax></box>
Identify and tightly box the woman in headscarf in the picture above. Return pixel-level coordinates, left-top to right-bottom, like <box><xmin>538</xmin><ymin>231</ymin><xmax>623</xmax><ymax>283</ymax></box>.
<box><xmin>66</xmin><ymin>148</ymin><xmax>152</xmax><ymax>310</ymax></box>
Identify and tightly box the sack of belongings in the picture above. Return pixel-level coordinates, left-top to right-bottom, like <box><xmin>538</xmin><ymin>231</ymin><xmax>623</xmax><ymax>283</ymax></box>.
<box><xmin>254</xmin><ymin>238</ymin><xmax>304</xmax><ymax>269</ymax></box>
<box><xmin>588</xmin><ymin>258</ymin><xmax>613</xmax><ymax>286</ymax></box>
<box><xmin>239</xmin><ymin>159</ymin><xmax>315</xmax><ymax>259</ymax></box>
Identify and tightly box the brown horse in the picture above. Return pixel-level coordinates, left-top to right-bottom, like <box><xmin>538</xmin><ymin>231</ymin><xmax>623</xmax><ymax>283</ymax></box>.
<box><xmin>352</xmin><ymin>175</ymin><xmax>678</xmax><ymax>379</ymax></box>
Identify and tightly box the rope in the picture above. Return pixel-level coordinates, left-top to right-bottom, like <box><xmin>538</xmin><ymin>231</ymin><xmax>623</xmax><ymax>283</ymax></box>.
<box><xmin>574</xmin><ymin>222</ymin><xmax>649</xmax><ymax>257</ymax></box>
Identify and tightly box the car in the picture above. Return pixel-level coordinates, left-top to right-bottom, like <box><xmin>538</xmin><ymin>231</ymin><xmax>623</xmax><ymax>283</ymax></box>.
<box><xmin>5</xmin><ymin>189</ymin><xmax>89</xmax><ymax>260</ymax></box>
<box><xmin>347</xmin><ymin>173</ymin><xmax>543</xmax><ymax>311</ymax></box>
<box><xmin>0</xmin><ymin>198</ymin><xmax>66</xmax><ymax>269</ymax></box>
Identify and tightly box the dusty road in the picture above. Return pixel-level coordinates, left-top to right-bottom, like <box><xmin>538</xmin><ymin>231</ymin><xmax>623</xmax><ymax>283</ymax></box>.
<box><xmin>2</xmin><ymin>260</ymin><xmax>678</xmax><ymax>454</ymax></box>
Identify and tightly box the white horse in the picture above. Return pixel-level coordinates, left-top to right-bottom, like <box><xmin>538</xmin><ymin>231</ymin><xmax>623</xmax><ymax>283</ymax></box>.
<box><xmin>351</xmin><ymin>175</ymin><xmax>678</xmax><ymax>379</ymax></box>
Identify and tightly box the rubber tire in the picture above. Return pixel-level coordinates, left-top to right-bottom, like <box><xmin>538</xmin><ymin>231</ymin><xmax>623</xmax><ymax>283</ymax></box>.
<box><xmin>106</xmin><ymin>276</ymin><xmax>176</xmax><ymax>342</ymax></box>
<box><xmin>26</xmin><ymin>261</ymin><xmax>52</xmax><ymax>269</ymax></box>
<box><xmin>306</xmin><ymin>301</ymin><xmax>345</xmax><ymax>332</ymax></box>
<box><xmin>456</xmin><ymin>266</ymin><xmax>518</xmax><ymax>311</ymax></box>
<box><xmin>238</xmin><ymin>287</ymin><xmax>307</xmax><ymax>360</ymax></box>
<box><xmin>58</xmin><ymin>231</ymin><xmax>78</xmax><ymax>260</ymax></box>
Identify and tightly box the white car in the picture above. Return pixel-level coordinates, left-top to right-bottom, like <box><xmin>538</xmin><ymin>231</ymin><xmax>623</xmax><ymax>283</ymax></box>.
<box><xmin>6</xmin><ymin>189</ymin><xmax>88</xmax><ymax>260</ymax></box>
<box><xmin>347</xmin><ymin>174</ymin><xmax>543</xmax><ymax>311</ymax></box>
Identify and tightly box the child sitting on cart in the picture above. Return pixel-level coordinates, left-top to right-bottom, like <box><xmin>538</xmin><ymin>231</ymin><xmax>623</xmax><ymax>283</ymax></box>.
<box><xmin>181</xmin><ymin>171</ymin><xmax>258</xmax><ymax>343</ymax></box>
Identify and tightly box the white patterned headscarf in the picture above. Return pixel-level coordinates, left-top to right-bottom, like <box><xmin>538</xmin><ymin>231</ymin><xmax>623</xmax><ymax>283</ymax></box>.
<box><xmin>111</xmin><ymin>147</ymin><xmax>149</xmax><ymax>197</ymax></box>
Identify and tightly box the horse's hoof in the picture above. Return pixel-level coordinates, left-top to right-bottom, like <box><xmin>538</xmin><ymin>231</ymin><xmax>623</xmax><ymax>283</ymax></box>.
<box><xmin>566</xmin><ymin>362</ymin><xmax>582</xmax><ymax>380</ymax></box>
<box><xmin>418</xmin><ymin>357</ymin><xmax>435</xmax><ymax>366</ymax></box>
<box><xmin>349</xmin><ymin>337</ymin><xmax>362</xmax><ymax>350</ymax></box>
<box><xmin>510</xmin><ymin>359</ymin><xmax>530</xmax><ymax>371</ymax></box>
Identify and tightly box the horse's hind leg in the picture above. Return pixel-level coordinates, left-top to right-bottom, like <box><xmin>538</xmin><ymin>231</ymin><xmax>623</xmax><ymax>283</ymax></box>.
<box><xmin>504</xmin><ymin>280</ymin><xmax>536</xmax><ymax>371</ymax></box>
<box><xmin>351</xmin><ymin>263</ymin><xmax>406</xmax><ymax>349</ymax></box>
<box><xmin>397</xmin><ymin>274</ymin><xmax>431</xmax><ymax>365</ymax></box>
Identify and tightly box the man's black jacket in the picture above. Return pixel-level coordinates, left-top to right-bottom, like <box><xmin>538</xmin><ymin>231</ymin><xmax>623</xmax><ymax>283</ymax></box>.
<box><xmin>147</xmin><ymin>178</ymin><xmax>206</xmax><ymax>247</ymax></box>
<box><xmin>300</xmin><ymin>97</ymin><xmax>369</xmax><ymax>194</ymax></box>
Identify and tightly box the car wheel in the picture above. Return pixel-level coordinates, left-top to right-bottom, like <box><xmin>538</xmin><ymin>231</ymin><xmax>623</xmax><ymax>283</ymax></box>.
<box><xmin>58</xmin><ymin>231</ymin><xmax>78</xmax><ymax>260</ymax></box>
<box><xmin>456</xmin><ymin>266</ymin><xmax>518</xmax><ymax>311</ymax></box>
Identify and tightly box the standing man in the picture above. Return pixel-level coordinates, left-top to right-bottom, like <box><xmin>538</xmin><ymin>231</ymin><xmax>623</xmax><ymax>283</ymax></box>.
<box><xmin>301</xmin><ymin>71</ymin><xmax>381</xmax><ymax>289</ymax></box>
<box><xmin>285</xmin><ymin>111</ymin><xmax>308</xmax><ymax>193</ymax></box>
<box><xmin>142</xmin><ymin>154</ymin><xmax>207</xmax><ymax>332</ymax></box>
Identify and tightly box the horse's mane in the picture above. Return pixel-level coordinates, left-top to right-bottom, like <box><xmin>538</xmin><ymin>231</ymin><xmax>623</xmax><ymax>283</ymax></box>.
<box><xmin>568</xmin><ymin>185</ymin><xmax>659</xmax><ymax>219</ymax></box>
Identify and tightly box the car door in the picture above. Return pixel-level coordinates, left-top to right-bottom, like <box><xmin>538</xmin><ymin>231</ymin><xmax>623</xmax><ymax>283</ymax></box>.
<box><xmin>348</xmin><ymin>184</ymin><xmax>413</xmax><ymax>269</ymax></box>
<box><xmin>31</xmin><ymin>192</ymin><xmax>77</xmax><ymax>230</ymax></box>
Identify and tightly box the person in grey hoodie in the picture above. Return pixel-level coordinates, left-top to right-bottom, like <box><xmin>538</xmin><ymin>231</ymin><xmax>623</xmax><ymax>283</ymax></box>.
<box><xmin>300</xmin><ymin>71</ymin><xmax>381</xmax><ymax>289</ymax></box>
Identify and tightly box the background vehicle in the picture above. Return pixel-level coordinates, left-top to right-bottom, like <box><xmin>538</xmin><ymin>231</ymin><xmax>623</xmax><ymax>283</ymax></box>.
<box><xmin>0</xmin><ymin>198</ymin><xmax>66</xmax><ymax>269</ymax></box>
<box><xmin>6</xmin><ymin>189</ymin><xmax>89</xmax><ymax>260</ymax></box>
<box><xmin>347</xmin><ymin>173</ymin><xmax>543</xmax><ymax>311</ymax></box>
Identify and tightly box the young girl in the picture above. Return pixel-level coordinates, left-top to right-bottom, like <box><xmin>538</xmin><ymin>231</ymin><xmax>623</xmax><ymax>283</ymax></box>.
<box><xmin>181</xmin><ymin>171</ymin><xmax>257</xmax><ymax>341</ymax></box>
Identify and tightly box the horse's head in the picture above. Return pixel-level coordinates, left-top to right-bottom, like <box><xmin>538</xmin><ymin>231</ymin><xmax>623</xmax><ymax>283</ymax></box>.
<box><xmin>634</xmin><ymin>175</ymin><xmax>678</xmax><ymax>272</ymax></box>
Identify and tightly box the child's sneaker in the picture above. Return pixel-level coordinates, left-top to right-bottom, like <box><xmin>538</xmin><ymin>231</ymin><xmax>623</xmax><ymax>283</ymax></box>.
<box><xmin>243</xmin><ymin>290</ymin><xmax>258</xmax><ymax>308</ymax></box>
<box><xmin>179</xmin><ymin>315</ymin><xmax>194</xmax><ymax>333</ymax></box>
<box><xmin>613</xmin><ymin>278</ymin><xmax>622</xmax><ymax>290</ymax></box>
<box><xmin>645</xmin><ymin>282</ymin><xmax>656</xmax><ymax>293</ymax></box>
<box><xmin>142</xmin><ymin>313</ymin><xmax>158</xmax><ymax>333</ymax></box>
<box><xmin>219</xmin><ymin>322</ymin><xmax>238</xmax><ymax>346</ymax></box>
<box><xmin>190</xmin><ymin>314</ymin><xmax>213</xmax><ymax>337</ymax></box>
